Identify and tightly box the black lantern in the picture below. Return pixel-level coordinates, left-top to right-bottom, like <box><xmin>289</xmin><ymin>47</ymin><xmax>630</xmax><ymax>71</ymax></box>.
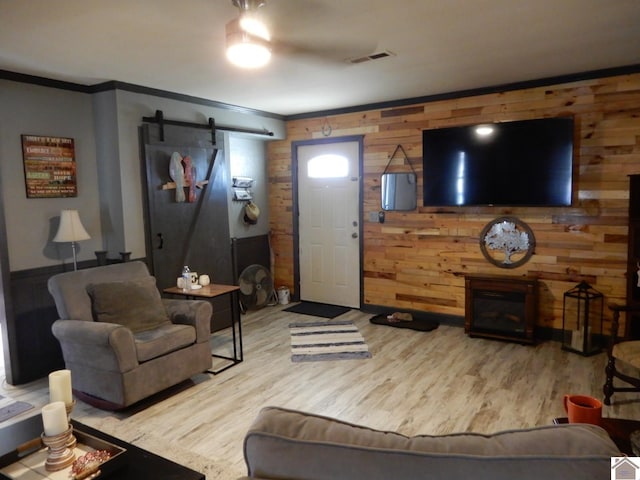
<box><xmin>562</xmin><ymin>281</ymin><xmax>604</xmax><ymax>355</ymax></box>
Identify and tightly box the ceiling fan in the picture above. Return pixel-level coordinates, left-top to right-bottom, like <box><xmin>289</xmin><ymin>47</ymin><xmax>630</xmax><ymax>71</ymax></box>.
<box><xmin>225</xmin><ymin>0</ymin><xmax>378</xmax><ymax>68</ymax></box>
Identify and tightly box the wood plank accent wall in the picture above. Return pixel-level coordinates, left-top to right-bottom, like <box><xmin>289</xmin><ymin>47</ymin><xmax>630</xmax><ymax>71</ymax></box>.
<box><xmin>267</xmin><ymin>73</ymin><xmax>640</xmax><ymax>330</ymax></box>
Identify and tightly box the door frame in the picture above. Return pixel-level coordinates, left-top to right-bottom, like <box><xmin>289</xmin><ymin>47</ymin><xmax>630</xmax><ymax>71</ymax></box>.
<box><xmin>291</xmin><ymin>135</ymin><xmax>364</xmax><ymax>307</ymax></box>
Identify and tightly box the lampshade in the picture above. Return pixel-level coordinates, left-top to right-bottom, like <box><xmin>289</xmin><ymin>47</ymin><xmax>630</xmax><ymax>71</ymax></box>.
<box><xmin>225</xmin><ymin>16</ymin><xmax>271</xmax><ymax>69</ymax></box>
<box><xmin>53</xmin><ymin>210</ymin><xmax>90</xmax><ymax>243</ymax></box>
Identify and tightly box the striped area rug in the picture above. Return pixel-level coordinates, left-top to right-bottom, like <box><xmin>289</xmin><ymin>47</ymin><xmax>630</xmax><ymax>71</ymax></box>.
<box><xmin>289</xmin><ymin>320</ymin><xmax>371</xmax><ymax>362</ymax></box>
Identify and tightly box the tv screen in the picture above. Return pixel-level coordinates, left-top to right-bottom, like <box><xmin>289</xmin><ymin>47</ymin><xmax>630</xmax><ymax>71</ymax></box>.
<box><xmin>422</xmin><ymin>117</ymin><xmax>574</xmax><ymax>206</ymax></box>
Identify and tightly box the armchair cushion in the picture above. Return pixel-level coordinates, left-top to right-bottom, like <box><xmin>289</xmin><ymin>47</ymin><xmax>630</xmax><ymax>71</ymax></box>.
<box><xmin>87</xmin><ymin>277</ymin><xmax>170</xmax><ymax>333</ymax></box>
<box><xmin>134</xmin><ymin>323</ymin><xmax>197</xmax><ymax>362</ymax></box>
<box><xmin>613</xmin><ymin>340</ymin><xmax>640</xmax><ymax>368</ymax></box>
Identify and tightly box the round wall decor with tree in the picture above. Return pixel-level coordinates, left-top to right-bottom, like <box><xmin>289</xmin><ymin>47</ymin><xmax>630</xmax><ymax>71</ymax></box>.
<box><xmin>479</xmin><ymin>216</ymin><xmax>535</xmax><ymax>268</ymax></box>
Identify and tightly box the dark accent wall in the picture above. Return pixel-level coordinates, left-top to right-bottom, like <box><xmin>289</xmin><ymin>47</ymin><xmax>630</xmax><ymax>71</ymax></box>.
<box><xmin>10</xmin><ymin>266</ymin><xmax>66</xmax><ymax>382</ymax></box>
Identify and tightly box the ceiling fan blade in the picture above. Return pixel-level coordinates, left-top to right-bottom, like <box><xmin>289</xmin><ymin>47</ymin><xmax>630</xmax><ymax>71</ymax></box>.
<box><xmin>249</xmin><ymin>0</ymin><xmax>378</xmax><ymax>64</ymax></box>
<box><xmin>271</xmin><ymin>39</ymin><xmax>378</xmax><ymax>64</ymax></box>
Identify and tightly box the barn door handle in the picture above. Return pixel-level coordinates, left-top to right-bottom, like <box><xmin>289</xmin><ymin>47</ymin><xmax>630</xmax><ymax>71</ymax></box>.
<box><xmin>156</xmin><ymin>233</ymin><xmax>164</xmax><ymax>249</ymax></box>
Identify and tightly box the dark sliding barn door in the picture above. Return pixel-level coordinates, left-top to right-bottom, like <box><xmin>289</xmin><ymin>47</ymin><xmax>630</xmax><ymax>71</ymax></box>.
<box><xmin>141</xmin><ymin>124</ymin><xmax>233</xmax><ymax>330</ymax></box>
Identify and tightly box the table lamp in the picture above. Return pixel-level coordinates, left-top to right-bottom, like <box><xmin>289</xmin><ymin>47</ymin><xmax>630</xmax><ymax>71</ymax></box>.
<box><xmin>53</xmin><ymin>209</ymin><xmax>90</xmax><ymax>271</ymax></box>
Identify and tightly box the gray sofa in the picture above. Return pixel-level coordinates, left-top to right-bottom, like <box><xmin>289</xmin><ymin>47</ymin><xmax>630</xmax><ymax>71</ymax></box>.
<box><xmin>48</xmin><ymin>261</ymin><xmax>212</xmax><ymax>409</ymax></box>
<box><xmin>242</xmin><ymin>406</ymin><xmax>620</xmax><ymax>480</ymax></box>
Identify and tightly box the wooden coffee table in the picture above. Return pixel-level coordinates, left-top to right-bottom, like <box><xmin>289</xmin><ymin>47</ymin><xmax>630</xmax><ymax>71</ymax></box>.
<box><xmin>554</xmin><ymin>417</ymin><xmax>640</xmax><ymax>455</ymax></box>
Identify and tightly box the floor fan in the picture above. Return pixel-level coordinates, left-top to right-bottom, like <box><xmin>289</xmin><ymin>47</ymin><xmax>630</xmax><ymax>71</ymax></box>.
<box><xmin>238</xmin><ymin>264</ymin><xmax>276</xmax><ymax>312</ymax></box>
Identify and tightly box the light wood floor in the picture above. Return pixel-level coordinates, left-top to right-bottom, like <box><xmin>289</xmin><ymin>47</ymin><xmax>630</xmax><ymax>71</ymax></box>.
<box><xmin>2</xmin><ymin>304</ymin><xmax>640</xmax><ymax>479</ymax></box>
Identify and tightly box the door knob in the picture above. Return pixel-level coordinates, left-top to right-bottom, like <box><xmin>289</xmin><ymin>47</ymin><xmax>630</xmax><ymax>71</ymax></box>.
<box><xmin>352</xmin><ymin>232</ymin><xmax>358</xmax><ymax>238</ymax></box>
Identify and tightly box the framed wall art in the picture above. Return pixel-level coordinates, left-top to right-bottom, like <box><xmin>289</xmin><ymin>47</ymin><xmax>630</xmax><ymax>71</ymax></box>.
<box><xmin>21</xmin><ymin>134</ymin><xmax>77</xmax><ymax>198</ymax></box>
<box><xmin>479</xmin><ymin>216</ymin><xmax>536</xmax><ymax>269</ymax></box>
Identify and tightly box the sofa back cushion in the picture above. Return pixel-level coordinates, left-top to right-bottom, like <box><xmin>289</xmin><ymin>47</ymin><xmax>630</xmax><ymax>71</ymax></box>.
<box><xmin>244</xmin><ymin>406</ymin><xmax>620</xmax><ymax>480</ymax></box>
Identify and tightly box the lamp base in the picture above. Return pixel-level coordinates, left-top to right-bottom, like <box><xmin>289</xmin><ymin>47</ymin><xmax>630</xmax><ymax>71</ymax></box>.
<box><xmin>72</xmin><ymin>241</ymin><xmax>78</xmax><ymax>271</ymax></box>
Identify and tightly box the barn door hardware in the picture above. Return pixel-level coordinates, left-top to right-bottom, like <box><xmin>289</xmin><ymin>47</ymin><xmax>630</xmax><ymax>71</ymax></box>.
<box><xmin>142</xmin><ymin>109</ymin><xmax>274</xmax><ymax>144</ymax></box>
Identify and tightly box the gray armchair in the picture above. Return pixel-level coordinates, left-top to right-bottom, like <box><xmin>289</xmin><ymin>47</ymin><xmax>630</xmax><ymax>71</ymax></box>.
<box><xmin>48</xmin><ymin>261</ymin><xmax>212</xmax><ymax>410</ymax></box>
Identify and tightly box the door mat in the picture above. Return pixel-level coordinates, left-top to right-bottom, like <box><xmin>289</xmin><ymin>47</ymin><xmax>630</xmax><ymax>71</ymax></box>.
<box><xmin>370</xmin><ymin>314</ymin><xmax>439</xmax><ymax>332</ymax></box>
<box><xmin>0</xmin><ymin>394</ymin><xmax>33</xmax><ymax>423</ymax></box>
<box><xmin>290</xmin><ymin>320</ymin><xmax>371</xmax><ymax>362</ymax></box>
<box><xmin>283</xmin><ymin>302</ymin><xmax>351</xmax><ymax>319</ymax></box>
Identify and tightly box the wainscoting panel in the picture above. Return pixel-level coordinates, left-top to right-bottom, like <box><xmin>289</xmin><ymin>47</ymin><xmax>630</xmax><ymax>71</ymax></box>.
<box><xmin>9</xmin><ymin>266</ymin><xmax>68</xmax><ymax>384</ymax></box>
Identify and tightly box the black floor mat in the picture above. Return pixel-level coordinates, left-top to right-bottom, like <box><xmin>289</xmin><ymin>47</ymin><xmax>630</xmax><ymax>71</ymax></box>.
<box><xmin>370</xmin><ymin>314</ymin><xmax>439</xmax><ymax>332</ymax></box>
<box><xmin>283</xmin><ymin>302</ymin><xmax>351</xmax><ymax>319</ymax></box>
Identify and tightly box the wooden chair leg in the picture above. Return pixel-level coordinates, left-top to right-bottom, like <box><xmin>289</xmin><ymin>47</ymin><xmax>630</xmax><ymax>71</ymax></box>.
<box><xmin>604</xmin><ymin>305</ymin><xmax>623</xmax><ymax>406</ymax></box>
<box><xmin>603</xmin><ymin>356</ymin><xmax>616</xmax><ymax>406</ymax></box>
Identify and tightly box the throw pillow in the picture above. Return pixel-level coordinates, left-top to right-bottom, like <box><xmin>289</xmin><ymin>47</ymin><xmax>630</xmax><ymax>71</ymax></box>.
<box><xmin>86</xmin><ymin>277</ymin><xmax>170</xmax><ymax>333</ymax></box>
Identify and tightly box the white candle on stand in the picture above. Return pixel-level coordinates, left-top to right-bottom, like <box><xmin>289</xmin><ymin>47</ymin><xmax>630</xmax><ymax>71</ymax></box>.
<box><xmin>49</xmin><ymin>369</ymin><xmax>72</xmax><ymax>405</ymax></box>
<box><xmin>42</xmin><ymin>401</ymin><xmax>68</xmax><ymax>436</ymax></box>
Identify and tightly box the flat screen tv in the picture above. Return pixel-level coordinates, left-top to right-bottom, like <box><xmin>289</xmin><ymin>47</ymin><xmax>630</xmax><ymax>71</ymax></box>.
<box><xmin>422</xmin><ymin>117</ymin><xmax>574</xmax><ymax>207</ymax></box>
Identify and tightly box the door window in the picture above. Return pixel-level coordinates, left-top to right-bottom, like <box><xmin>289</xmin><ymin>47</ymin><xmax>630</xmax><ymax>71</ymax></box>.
<box><xmin>307</xmin><ymin>154</ymin><xmax>349</xmax><ymax>178</ymax></box>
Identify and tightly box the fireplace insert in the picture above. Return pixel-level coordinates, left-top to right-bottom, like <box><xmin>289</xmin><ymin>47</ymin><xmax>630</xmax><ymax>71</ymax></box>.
<box><xmin>473</xmin><ymin>290</ymin><xmax>526</xmax><ymax>335</ymax></box>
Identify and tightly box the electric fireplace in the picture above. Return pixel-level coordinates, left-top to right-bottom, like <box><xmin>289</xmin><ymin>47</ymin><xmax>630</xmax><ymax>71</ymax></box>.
<box><xmin>465</xmin><ymin>274</ymin><xmax>537</xmax><ymax>344</ymax></box>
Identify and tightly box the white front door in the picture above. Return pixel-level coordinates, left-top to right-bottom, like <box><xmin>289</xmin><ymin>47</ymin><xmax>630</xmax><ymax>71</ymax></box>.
<box><xmin>297</xmin><ymin>139</ymin><xmax>361</xmax><ymax>308</ymax></box>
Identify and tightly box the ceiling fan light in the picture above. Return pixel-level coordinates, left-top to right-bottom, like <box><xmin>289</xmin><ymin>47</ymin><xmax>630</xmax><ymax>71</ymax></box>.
<box><xmin>225</xmin><ymin>18</ymin><xmax>271</xmax><ymax>69</ymax></box>
<box><xmin>226</xmin><ymin>41</ymin><xmax>271</xmax><ymax>68</ymax></box>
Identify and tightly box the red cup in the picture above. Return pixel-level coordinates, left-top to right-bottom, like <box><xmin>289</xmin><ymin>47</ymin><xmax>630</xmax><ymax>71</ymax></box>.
<box><xmin>563</xmin><ymin>394</ymin><xmax>602</xmax><ymax>425</ymax></box>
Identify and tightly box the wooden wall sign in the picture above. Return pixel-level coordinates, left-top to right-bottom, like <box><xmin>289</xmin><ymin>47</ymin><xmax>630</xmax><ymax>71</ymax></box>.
<box><xmin>21</xmin><ymin>134</ymin><xmax>77</xmax><ymax>198</ymax></box>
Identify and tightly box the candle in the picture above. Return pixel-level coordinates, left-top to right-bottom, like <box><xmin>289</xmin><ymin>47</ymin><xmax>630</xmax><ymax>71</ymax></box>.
<box><xmin>49</xmin><ymin>369</ymin><xmax>72</xmax><ymax>405</ymax></box>
<box><xmin>42</xmin><ymin>402</ymin><xmax>68</xmax><ymax>436</ymax></box>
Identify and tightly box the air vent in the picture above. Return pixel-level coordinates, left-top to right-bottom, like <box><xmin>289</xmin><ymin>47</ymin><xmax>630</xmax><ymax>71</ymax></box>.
<box><xmin>347</xmin><ymin>50</ymin><xmax>395</xmax><ymax>64</ymax></box>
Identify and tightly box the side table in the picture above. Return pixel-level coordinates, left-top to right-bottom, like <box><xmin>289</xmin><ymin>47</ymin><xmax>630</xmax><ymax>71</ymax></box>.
<box><xmin>553</xmin><ymin>417</ymin><xmax>640</xmax><ymax>455</ymax></box>
<box><xmin>164</xmin><ymin>283</ymin><xmax>242</xmax><ymax>374</ymax></box>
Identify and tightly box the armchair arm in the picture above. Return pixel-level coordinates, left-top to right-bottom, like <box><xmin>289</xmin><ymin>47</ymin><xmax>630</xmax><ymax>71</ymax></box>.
<box><xmin>51</xmin><ymin>319</ymin><xmax>138</xmax><ymax>373</ymax></box>
<box><xmin>162</xmin><ymin>299</ymin><xmax>212</xmax><ymax>342</ymax></box>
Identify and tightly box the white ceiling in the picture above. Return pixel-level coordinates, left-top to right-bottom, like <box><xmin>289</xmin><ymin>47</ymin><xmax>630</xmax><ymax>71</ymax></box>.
<box><xmin>1</xmin><ymin>0</ymin><xmax>639</xmax><ymax>117</ymax></box>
